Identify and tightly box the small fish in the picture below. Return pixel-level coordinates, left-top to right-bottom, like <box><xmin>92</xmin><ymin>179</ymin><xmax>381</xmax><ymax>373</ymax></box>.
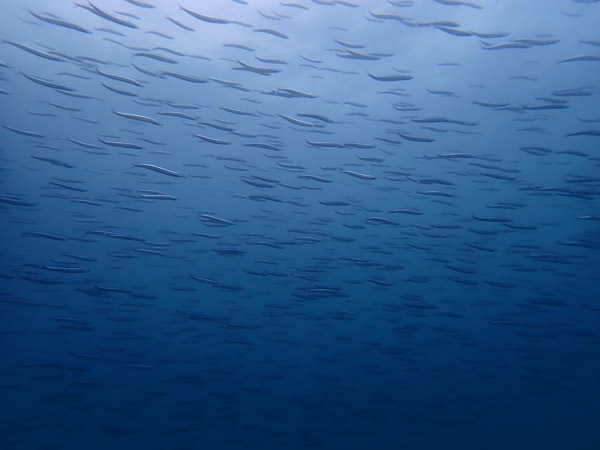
<box><xmin>112</xmin><ymin>109</ymin><xmax>162</xmax><ymax>125</ymax></box>
<box><xmin>368</xmin><ymin>72</ymin><xmax>413</xmax><ymax>81</ymax></box>
<box><xmin>131</xmin><ymin>164</ymin><xmax>184</xmax><ymax>177</ymax></box>
<box><xmin>28</xmin><ymin>9</ymin><xmax>91</xmax><ymax>33</ymax></box>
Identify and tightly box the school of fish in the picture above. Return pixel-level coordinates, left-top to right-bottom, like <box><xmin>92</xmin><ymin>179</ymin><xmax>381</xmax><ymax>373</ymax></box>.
<box><xmin>1</xmin><ymin>0</ymin><xmax>599</xmax><ymax>449</ymax></box>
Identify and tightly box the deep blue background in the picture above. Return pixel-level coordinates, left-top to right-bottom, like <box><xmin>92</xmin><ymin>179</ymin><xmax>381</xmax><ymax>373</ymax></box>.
<box><xmin>1</xmin><ymin>1</ymin><xmax>599</xmax><ymax>449</ymax></box>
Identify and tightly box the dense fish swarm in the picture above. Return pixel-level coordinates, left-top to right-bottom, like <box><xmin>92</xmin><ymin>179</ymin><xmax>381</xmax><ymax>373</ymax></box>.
<box><xmin>1</xmin><ymin>0</ymin><xmax>599</xmax><ymax>449</ymax></box>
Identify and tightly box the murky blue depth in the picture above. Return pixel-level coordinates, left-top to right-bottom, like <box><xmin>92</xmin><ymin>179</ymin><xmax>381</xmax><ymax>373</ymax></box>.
<box><xmin>1</xmin><ymin>1</ymin><xmax>599</xmax><ymax>449</ymax></box>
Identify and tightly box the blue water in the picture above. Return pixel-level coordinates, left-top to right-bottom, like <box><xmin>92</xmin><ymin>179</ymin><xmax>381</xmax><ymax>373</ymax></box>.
<box><xmin>1</xmin><ymin>1</ymin><xmax>599</xmax><ymax>449</ymax></box>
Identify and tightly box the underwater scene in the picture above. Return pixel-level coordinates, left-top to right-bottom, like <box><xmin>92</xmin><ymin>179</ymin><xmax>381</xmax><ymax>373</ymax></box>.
<box><xmin>1</xmin><ymin>0</ymin><xmax>599</xmax><ymax>449</ymax></box>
